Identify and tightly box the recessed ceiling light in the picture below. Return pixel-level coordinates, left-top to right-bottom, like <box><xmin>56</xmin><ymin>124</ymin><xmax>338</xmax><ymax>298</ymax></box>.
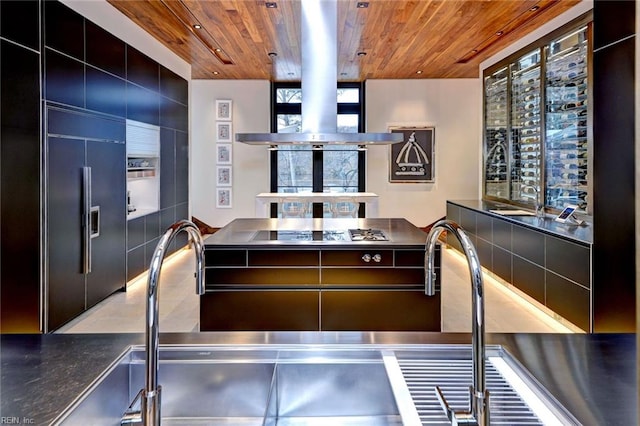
<box><xmin>268</xmin><ymin>52</ymin><xmax>278</xmax><ymax>57</ymax></box>
<box><xmin>357</xmin><ymin>2</ymin><xmax>369</xmax><ymax>8</ymax></box>
<box><xmin>193</xmin><ymin>24</ymin><xmax>202</xmax><ymax>29</ymax></box>
<box><xmin>416</xmin><ymin>70</ymin><xmax>423</xmax><ymax>74</ymax></box>
<box><xmin>496</xmin><ymin>31</ymin><xmax>504</xmax><ymax>36</ymax></box>
<box><xmin>287</xmin><ymin>72</ymin><xmax>294</xmax><ymax>76</ymax></box>
<box><xmin>213</xmin><ymin>71</ymin><xmax>219</xmax><ymax>75</ymax></box>
<box><xmin>340</xmin><ymin>72</ymin><xmax>347</xmax><ymax>76</ymax></box>
<box><xmin>472</xmin><ymin>49</ymin><xmax>478</xmax><ymax>53</ymax></box>
<box><xmin>357</xmin><ymin>51</ymin><xmax>367</xmax><ymax>57</ymax></box>
<box><xmin>529</xmin><ymin>5</ymin><xmax>540</xmax><ymax>11</ymax></box>
<box><xmin>266</xmin><ymin>2</ymin><xmax>277</xmax><ymax>8</ymax></box>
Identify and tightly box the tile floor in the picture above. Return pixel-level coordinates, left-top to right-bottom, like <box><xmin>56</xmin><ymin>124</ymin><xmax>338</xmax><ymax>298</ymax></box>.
<box><xmin>57</xmin><ymin>245</ymin><xmax>575</xmax><ymax>334</ymax></box>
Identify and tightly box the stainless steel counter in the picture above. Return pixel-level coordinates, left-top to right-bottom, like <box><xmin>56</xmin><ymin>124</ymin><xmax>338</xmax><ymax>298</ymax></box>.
<box><xmin>1</xmin><ymin>332</ymin><xmax>635</xmax><ymax>425</ymax></box>
<box><xmin>204</xmin><ymin>218</ymin><xmax>429</xmax><ymax>248</ymax></box>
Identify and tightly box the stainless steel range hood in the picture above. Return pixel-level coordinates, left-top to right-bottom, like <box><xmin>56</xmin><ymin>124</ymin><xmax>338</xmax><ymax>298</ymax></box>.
<box><xmin>236</xmin><ymin>0</ymin><xmax>402</xmax><ymax>146</ymax></box>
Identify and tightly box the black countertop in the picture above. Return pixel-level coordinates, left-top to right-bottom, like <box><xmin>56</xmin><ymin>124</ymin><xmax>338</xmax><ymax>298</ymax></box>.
<box><xmin>1</xmin><ymin>332</ymin><xmax>635</xmax><ymax>425</ymax></box>
<box><xmin>204</xmin><ymin>218</ymin><xmax>429</xmax><ymax>248</ymax></box>
<box><xmin>448</xmin><ymin>199</ymin><xmax>593</xmax><ymax>245</ymax></box>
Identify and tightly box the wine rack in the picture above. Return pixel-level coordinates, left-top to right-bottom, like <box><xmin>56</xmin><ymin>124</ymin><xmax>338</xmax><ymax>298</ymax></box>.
<box><xmin>544</xmin><ymin>26</ymin><xmax>589</xmax><ymax>211</ymax></box>
<box><xmin>482</xmin><ymin>19</ymin><xmax>591</xmax><ymax>214</ymax></box>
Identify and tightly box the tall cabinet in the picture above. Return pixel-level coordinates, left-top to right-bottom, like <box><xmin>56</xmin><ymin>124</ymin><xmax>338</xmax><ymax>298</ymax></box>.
<box><xmin>483</xmin><ymin>15</ymin><xmax>592</xmax><ymax>214</ymax></box>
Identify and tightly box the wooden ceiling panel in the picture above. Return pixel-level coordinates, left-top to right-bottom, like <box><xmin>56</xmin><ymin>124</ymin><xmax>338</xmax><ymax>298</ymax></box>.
<box><xmin>107</xmin><ymin>0</ymin><xmax>583</xmax><ymax>81</ymax></box>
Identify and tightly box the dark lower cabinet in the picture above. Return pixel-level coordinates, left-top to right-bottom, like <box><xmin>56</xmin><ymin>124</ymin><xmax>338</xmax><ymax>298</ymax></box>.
<box><xmin>46</xmin><ymin>109</ymin><xmax>126</xmax><ymax>331</ymax></box>
<box><xmin>202</xmin><ymin>246</ymin><xmax>440</xmax><ymax>331</ymax></box>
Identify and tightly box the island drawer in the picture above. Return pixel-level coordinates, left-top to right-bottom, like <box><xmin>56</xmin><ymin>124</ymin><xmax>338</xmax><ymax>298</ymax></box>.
<box><xmin>248</xmin><ymin>250</ymin><xmax>319</xmax><ymax>266</ymax></box>
<box><xmin>206</xmin><ymin>267</ymin><xmax>319</xmax><ymax>287</ymax></box>
<box><xmin>321</xmin><ymin>268</ymin><xmax>424</xmax><ymax>286</ymax></box>
<box><xmin>321</xmin><ymin>250</ymin><xmax>393</xmax><ymax>266</ymax></box>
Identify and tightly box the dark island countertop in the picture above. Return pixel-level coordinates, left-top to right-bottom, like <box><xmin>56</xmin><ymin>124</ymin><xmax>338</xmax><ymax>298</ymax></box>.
<box><xmin>448</xmin><ymin>199</ymin><xmax>593</xmax><ymax>245</ymax></box>
<box><xmin>204</xmin><ymin>218</ymin><xmax>429</xmax><ymax>248</ymax></box>
<box><xmin>1</xmin><ymin>332</ymin><xmax>635</xmax><ymax>425</ymax></box>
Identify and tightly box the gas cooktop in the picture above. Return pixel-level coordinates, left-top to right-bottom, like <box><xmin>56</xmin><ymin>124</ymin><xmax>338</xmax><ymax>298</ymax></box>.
<box><xmin>348</xmin><ymin>228</ymin><xmax>389</xmax><ymax>241</ymax></box>
<box><xmin>251</xmin><ymin>228</ymin><xmax>390</xmax><ymax>242</ymax></box>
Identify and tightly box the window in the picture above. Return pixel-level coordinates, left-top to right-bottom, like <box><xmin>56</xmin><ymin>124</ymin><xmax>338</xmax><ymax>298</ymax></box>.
<box><xmin>270</xmin><ymin>82</ymin><xmax>365</xmax><ymax>217</ymax></box>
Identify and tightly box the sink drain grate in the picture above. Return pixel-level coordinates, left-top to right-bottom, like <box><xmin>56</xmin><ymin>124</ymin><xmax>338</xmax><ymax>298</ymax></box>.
<box><xmin>397</xmin><ymin>358</ymin><xmax>544</xmax><ymax>425</ymax></box>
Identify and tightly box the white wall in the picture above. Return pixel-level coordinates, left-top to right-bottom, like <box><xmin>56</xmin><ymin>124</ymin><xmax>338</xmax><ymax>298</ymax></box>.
<box><xmin>366</xmin><ymin>79</ymin><xmax>481</xmax><ymax>227</ymax></box>
<box><xmin>191</xmin><ymin>80</ymin><xmax>271</xmax><ymax>227</ymax></box>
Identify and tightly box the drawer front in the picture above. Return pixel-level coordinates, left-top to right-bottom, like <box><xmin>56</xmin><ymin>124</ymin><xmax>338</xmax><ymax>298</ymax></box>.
<box><xmin>545</xmin><ymin>236</ymin><xmax>591</xmax><ymax>288</ymax></box>
<box><xmin>475</xmin><ymin>213</ymin><xmax>493</xmax><ymax>243</ymax></box>
<box><xmin>546</xmin><ymin>271</ymin><xmax>590</xmax><ymax>331</ymax></box>
<box><xmin>512</xmin><ymin>224</ymin><xmax>544</xmax><ymax>266</ymax></box>
<box><xmin>321</xmin><ymin>250</ymin><xmax>393</xmax><ymax>266</ymax></box>
<box><xmin>512</xmin><ymin>256</ymin><xmax>545</xmax><ymax>304</ymax></box>
<box><xmin>321</xmin><ymin>290</ymin><xmax>441</xmax><ymax>331</ymax></box>
<box><xmin>200</xmin><ymin>290</ymin><xmax>319</xmax><ymax>331</ymax></box>
<box><xmin>321</xmin><ymin>267</ymin><xmax>424</xmax><ymax>287</ymax></box>
<box><xmin>206</xmin><ymin>267</ymin><xmax>319</xmax><ymax>287</ymax></box>
<box><xmin>459</xmin><ymin>207</ymin><xmax>477</xmax><ymax>235</ymax></box>
<box><xmin>249</xmin><ymin>249</ymin><xmax>319</xmax><ymax>266</ymax></box>
<box><xmin>205</xmin><ymin>249</ymin><xmax>246</xmax><ymax>266</ymax></box>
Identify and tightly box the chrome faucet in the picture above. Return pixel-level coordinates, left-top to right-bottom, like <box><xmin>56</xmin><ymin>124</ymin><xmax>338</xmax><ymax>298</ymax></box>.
<box><xmin>424</xmin><ymin>219</ymin><xmax>489</xmax><ymax>426</ymax></box>
<box><xmin>122</xmin><ymin>220</ymin><xmax>205</xmax><ymax>426</ymax></box>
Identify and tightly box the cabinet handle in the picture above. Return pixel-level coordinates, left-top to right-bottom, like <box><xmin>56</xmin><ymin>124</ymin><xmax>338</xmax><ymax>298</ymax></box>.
<box><xmin>372</xmin><ymin>254</ymin><xmax>382</xmax><ymax>263</ymax></box>
<box><xmin>361</xmin><ymin>254</ymin><xmax>371</xmax><ymax>262</ymax></box>
<box><xmin>82</xmin><ymin>167</ymin><xmax>92</xmax><ymax>274</ymax></box>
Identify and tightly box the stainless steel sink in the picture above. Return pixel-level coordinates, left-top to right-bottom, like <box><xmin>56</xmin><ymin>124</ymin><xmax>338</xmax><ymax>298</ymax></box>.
<box><xmin>53</xmin><ymin>345</ymin><xmax>581</xmax><ymax>426</ymax></box>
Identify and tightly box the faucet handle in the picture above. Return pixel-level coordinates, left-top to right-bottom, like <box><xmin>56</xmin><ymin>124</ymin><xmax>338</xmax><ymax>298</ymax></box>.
<box><xmin>435</xmin><ymin>385</ymin><xmax>483</xmax><ymax>426</ymax></box>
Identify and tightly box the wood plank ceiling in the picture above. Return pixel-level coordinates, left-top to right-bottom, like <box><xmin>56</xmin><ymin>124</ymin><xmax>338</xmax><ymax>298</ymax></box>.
<box><xmin>107</xmin><ymin>0</ymin><xmax>582</xmax><ymax>80</ymax></box>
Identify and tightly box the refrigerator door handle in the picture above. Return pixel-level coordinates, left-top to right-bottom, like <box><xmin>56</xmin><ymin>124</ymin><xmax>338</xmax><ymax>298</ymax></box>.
<box><xmin>82</xmin><ymin>167</ymin><xmax>92</xmax><ymax>274</ymax></box>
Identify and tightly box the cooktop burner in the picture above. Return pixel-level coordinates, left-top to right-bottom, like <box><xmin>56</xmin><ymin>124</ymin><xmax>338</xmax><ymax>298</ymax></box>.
<box><xmin>348</xmin><ymin>228</ymin><xmax>389</xmax><ymax>241</ymax></box>
<box><xmin>252</xmin><ymin>230</ymin><xmax>349</xmax><ymax>241</ymax></box>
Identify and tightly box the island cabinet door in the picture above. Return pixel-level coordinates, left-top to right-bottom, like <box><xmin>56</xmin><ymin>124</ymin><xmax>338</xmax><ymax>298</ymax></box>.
<box><xmin>200</xmin><ymin>290</ymin><xmax>319</xmax><ymax>331</ymax></box>
<box><xmin>320</xmin><ymin>290</ymin><xmax>441</xmax><ymax>332</ymax></box>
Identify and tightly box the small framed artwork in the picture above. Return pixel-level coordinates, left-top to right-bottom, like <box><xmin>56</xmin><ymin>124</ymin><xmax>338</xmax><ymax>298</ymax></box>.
<box><xmin>216</xmin><ymin>165</ymin><xmax>232</xmax><ymax>186</ymax></box>
<box><xmin>215</xmin><ymin>99</ymin><xmax>232</xmax><ymax>121</ymax></box>
<box><xmin>388</xmin><ymin>126</ymin><xmax>435</xmax><ymax>183</ymax></box>
<box><xmin>216</xmin><ymin>188</ymin><xmax>232</xmax><ymax>208</ymax></box>
<box><xmin>216</xmin><ymin>143</ymin><xmax>232</xmax><ymax>164</ymax></box>
<box><xmin>216</xmin><ymin>122</ymin><xmax>232</xmax><ymax>143</ymax></box>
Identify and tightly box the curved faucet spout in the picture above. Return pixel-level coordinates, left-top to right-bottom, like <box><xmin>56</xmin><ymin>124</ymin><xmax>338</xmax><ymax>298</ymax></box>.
<box><xmin>142</xmin><ymin>220</ymin><xmax>205</xmax><ymax>426</ymax></box>
<box><xmin>424</xmin><ymin>219</ymin><xmax>489</xmax><ymax>426</ymax></box>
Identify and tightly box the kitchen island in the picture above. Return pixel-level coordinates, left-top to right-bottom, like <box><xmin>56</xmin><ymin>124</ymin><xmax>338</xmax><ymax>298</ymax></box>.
<box><xmin>201</xmin><ymin>218</ymin><xmax>441</xmax><ymax>331</ymax></box>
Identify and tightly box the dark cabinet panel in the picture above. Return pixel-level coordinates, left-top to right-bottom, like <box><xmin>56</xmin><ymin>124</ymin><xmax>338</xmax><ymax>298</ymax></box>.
<box><xmin>160</xmin><ymin>206</ymin><xmax>176</xmax><ymax>233</ymax></box>
<box><xmin>249</xmin><ymin>250</ymin><xmax>319</xmax><ymax>266</ymax></box>
<box><xmin>45</xmin><ymin>49</ymin><xmax>85</xmax><ymax>107</ymax></box>
<box><xmin>492</xmin><ymin>246</ymin><xmax>512</xmax><ymax>283</ymax></box>
<box><xmin>446</xmin><ymin>204</ymin><xmax>462</xmax><ymax>252</ymax></box>
<box><xmin>593</xmin><ymin>0</ymin><xmax>635</xmax><ymax>50</ymax></box>
<box><xmin>86</xmin><ymin>140</ymin><xmax>126</xmax><ymax>307</ymax></box>
<box><xmin>145</xmin><ymin>211</ymin><xmax>161</xmax><ymax>241</ymax></box>
<box><xmin>175</xmin><ymin>131</ymin><xmax>189</xmax><ymax>204</ymax></box>
<box><xmin>1</xmin><ymin>40</ymin><xmax>41</xmax><ymax>333</ymax></box>
<box><xmin>395</xmin><ymin>250</ymin><xmax>429</xmax><ymax>267</ymax></box>
<box><xmin>512</xmin><ymin>256</ymin><xmax>545</xmax><ymax>304</ymax></box>
<box><xmin>44</xmin><ymin>0</ymin><xmax>84</xmax><ymax>60</ymax></box>
<box><xmin>160</xmin><ymin>65</ymin><xmax>188</xmax><ymax>104</ymax></box>
<box><xmin>205</xmin><ymin>250</ymin><xmax>246</xmax><ymax>267</ymax></box>
<box><xmin>47</xmin><ymin>107</ymin><xmax>125</xmax><ymax>142</ymax></box>
<box><xmin>322</xmin><ymin>268</ymin><xmax>423</xmax><ymax>286</ymax></box>
<box><xmin>475</xmin><ymin>213</ymin><xmax>492</xmax><ymax>243</ymax></box>
<box><xmin>85</xmin><ymin>20</ymin><xmax>125</xmax><ymax>78</ymax></box>
<box><xmin>321</xmin><ymin>250</ymin><xmax>393</xmax><ymax>266</ymax></box>
<box><xmin>86</xmin><ymin>66</ymin><xmax>126</xmax><ymax>117</ymax></box>
<box><xmin>0</xmin><ymin>0</ymin><xmax>40</xmax><ymax>51</ymax></box>
<box><xmin>475</xmin><ymin>237</ymin><xmax>492</xmax><ymax>272</ymax></box>
<box><xmin>127</xmin><ymin>46</ymin><xmax>159</xmax><ymax>92</ymax></box>
<box><xmin>160</xmin><ymin>97</ymin><xmax>188</xmax><ymax>132</ymax></box>
<box><xmin>492</xmin><ymin>218</ymin><xmax>511</xmax><ymax>251</ymax></box>
<box><xmin>127</xmin><ymin>245</ymin><xmax>146</xmax><ymax>281</ymax></box>
<box><xmin>160</xmin><ymin>128</ymin><xmax>176</xmax><ymax>209</ymax></box>
<box><xmin>200</xmin><ymin>291</ymin><xmax>320</xmax><ymax>331</ymax></box>
<box><xmin>47</xmin><ymin>137</ymin><xmax>86</xmax><ymax>330</ymax></box>
<box><xmin>512</xmin><ymin>224</ymin><xmax>544</xmax><ymax>266</ymax></box>
<box><xmin>545</xmin><ymin>236</ymin><xmax>590</xmax><ymax>288</ymax></box>
<box><xmin>144</xmin><ymin>238</ymin><xmax>160</xmax><ymax>269</ymax></box>
<box><xmin>321</xmin><ymin>290</ymin><xmax>441</xmax><ymax>331</ymax></box>
<box><xmin>206</xmin><ymin>268</ymin><xmax>320</xmax><ymax>287</ymax></box>
<box><xmin>126</xmin><ymin>82</ymin><xmax>159</xmax><ymax>125</ymax></box>
<box><xmin>459</xmin><ymin>207</ymin><xmax>476</xmax><ymax>235</ymax></box>
<box><xmin>127</xmin><ymin>216</ymin><xmax>145</xmax><ymax>250</ymax></box>
<box><xmin>546</xmin><ymin>271</ymin><xmax>590</xmax><ymax>331</ymax></box>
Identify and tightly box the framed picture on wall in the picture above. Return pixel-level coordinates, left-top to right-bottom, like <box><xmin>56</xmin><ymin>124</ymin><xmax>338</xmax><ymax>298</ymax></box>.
<box><xmin>216</xmin><ymin>143</ymin><xmax>232</xmax><ymax>164</ymax></box>
<box><xmin>388</xmin><ymin>126</ymin><xmax>435</xmax><ymax>183</ymax></box>
<box><xmin>216</xmin><ymin>165</ymin><xmax>232</xmax><ymax>186</ymax></box>
<box><xmin>215</xmin><ymin>99</ymin><xmax>232</xmax><ymax>121</ymax></box>
<box><xmin>216</xmin><ymin>122</ymin><xmax>232</xmax><ymax>143</ymax></box>
<box><xmin>216</xmin><ymin>188</ymin><xmax>232</xmax><ymax>208</ymax></box>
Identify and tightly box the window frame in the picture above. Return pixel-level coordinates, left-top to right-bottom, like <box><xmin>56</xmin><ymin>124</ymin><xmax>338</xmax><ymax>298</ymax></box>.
<box><xmin>270</xmin><ymin>81</ymin><xmax>366</xmax><ymax>218</ymax></box>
